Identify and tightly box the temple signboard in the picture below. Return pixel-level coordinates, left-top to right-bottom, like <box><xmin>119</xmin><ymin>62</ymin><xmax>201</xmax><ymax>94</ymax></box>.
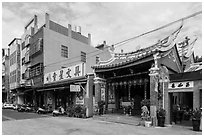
<box><xmin>168</xmin><ymin>81</ymin><xmax>193</xmax><ymax>89</ymax></box>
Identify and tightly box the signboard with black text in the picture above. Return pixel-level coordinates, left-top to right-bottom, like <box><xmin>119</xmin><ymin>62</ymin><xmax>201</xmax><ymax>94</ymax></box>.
<box><xmin>70</xmin><ymin>85</ymin><xmax>80</xmax><ymax>92</ymax></box>
<box><xmin>44</xmin><ymin>63</ymin><xmax>85</xmax><ymax>84</ymax></box>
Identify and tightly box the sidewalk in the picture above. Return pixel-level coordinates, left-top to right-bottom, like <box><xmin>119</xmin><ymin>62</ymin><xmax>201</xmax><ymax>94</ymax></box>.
<box><xmin>93</xmin><ymin>114</ymin><xmax>141</xmax><ymax>126</ymax></box>
<box><xmin>92</xmin><ymin>113</ymin><xmax>202</xmax><ymax>134</ymax></box>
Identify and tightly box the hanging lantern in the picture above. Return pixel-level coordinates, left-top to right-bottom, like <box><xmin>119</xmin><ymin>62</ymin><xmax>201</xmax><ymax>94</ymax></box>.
<box><xmin>128</xmin><ymin>81</ymin><xmax>132</xmax><ymax>85</ymax></box>
<box><xmin>133</xmin><ymin>80</ymin><xmax>137</xmax><ymax>86</ymax></box>
<box><xmin>138</xmin><ymin>79</ymin><xmax>143</xmax><ymax>85</ymax></box>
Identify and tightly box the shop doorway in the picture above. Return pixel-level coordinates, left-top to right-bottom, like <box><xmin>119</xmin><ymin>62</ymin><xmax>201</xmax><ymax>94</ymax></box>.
<box><xmin>169</xmin><ymin>92</ymin><xmax>193</xmax><ymax>125</ymax></box>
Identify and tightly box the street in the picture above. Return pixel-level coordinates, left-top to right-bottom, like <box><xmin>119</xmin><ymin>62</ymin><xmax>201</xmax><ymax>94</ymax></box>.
<box><xmin>2</xmin><ymin>109</ymin><xmax>202</xmax><ymax>135</ymax></box>
<box><xmin>2</xmin><ymin>109</ymin><xmax>50</xmax><ymax>121</ymax></box>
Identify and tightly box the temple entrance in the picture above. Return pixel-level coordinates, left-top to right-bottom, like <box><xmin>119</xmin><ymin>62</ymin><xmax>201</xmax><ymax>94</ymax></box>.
<box><xmin>108</xmin><ymin>77</ymin><xmax>150</xmax><ymax>116</ymax></box>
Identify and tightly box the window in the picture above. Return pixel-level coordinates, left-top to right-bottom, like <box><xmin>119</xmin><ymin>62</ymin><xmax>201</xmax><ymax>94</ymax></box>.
<box><xmin>30</xmin><ymin>38</ymin><xmax>43</xmax><ymax>57</ymax></box>
<box><xmin>22</xmin><ymin>73</ymin><xmax>25</xmax><ymax>79</ymax></box>
<box><xmin>22</xmin><ymin>57</ymin><xmax>25</xmax><ymax>65</ymax></box>
<box><xmin>61</xmin><ymin>45</ymin><xmax>68</xmax><ymax>58</ymax></box>
<box><xmin>22</xmin><ymin>41</ymin><xmax>25</xmax><ymax>50</ymax></box>
<box><xmin>10</xmin><ymin>70</ymin><xmax>17</xmax><ymax>83</ymax></box>
<box><xmin>10</xmin><ymin>51</ymin><xmax>16</xmax><ymax>66</ymax></box>
<box><xmin>29</xmin><ymin>63</ymin><xmax>43</xmax><ymax>78</ymax></box>
<box><xmin>25</xmin><ymin>50</ymin><xmax>30</xmax><ymax>63</ymax></box>
<box><xmin>81</xmin><ymin>51</ymin><xmax>86</xmax><ymax>62</ymax></box>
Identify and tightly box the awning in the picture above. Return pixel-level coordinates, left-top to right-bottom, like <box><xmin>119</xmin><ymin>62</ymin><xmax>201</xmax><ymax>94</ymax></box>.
<box><xmin>37</xmin><ymin>86</ymin><xmax>69</xmax><ymax>92</ymax></box>
<box><xmin>36</xmin><ymin>76</ymin><xmax>87</xmax><ymax>92</ymax></box>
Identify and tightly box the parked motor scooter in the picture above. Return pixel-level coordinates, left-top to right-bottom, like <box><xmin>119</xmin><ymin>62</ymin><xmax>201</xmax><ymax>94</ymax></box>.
<box><xmin>36</xmin><ymin>107</ymin><xmax>47</xmax><ymax>114</ymax></box>
<box><xmin>25</xmin><ymin>105</ymin><xmax>33</xmax><ymax>112</ymax></box>
<box><xmin>52</xmin><ymin>106</ymin><xmax>67</xmax><ymax>116</ymax></box>
<box><xmin>17</xmin><ymin>104</ymin><xmax>26</xmax><ymax>112</ymax></box>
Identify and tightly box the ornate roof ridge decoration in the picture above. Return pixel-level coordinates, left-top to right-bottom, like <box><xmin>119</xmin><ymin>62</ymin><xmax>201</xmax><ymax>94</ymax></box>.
<box><xmin>98</xmin><ymin>56</ymin><xmax>116</xmax><ymax>66</ymax></box>
<box><xmin>156</xmin><ymin>23</ymin><xmax>183</xmax><ymax>52</ymax></box>
<box><xmin>93</xmin><ymin>23</ymin><xmax>183</xmax><ymax>69</ymax></box>
<box><xmin>184</xmin><ymin>62</ymin><xmax>202</xmax><ymax>72</ymax></box>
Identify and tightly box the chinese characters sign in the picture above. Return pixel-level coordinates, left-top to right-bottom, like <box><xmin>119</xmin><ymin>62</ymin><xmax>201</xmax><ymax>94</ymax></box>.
<box><xmin>70</xmin><ymin>85</ymin><xmax>80</xmax><ymax>92</ymax></box>
<box><xmin>168</xmin><ymin>81</ymin><xmax>193</xmax><ymax>89</ymax></box>
<box><xmin>44</xmin><ymin>63</ymin><xmax>85</xmax><ymax>84</ymax></box>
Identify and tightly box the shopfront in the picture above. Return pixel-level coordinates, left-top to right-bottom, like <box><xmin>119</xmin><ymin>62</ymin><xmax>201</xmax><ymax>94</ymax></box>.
<box><xmin>39</xmin><ymin>62</ymin><xmax>94</xmax><ymax>117</ymax></box>
<box><xmin>169</xmin><ymin>69</ymin><xmax>202</xmax><ymax>124</ymax></box>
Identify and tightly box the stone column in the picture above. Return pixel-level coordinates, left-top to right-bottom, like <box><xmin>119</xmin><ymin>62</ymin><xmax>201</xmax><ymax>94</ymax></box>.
<box><xmin>94</xmin><ymin>77</ymin><xmax>106</xmax><ymax>104</ymax></box>
<box><xmin>85</xmin><ymin>74</ymin><xmax>94</xmax><ymax>117</ymax></box>
<box><xmin>159</xmin><ymin>65</ymin><xmax>170</xmax><ymax>125</ymax></box>
<box><xmin>149</xmin><ymin>67</ymin><xmax>160</xmax><ymax>126</ymax></box>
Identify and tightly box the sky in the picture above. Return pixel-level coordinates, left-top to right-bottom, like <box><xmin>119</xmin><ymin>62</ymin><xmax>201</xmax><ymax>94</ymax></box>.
<box><xmin>2</xmin><ymin>2</ymin><xmax>202</xmax><ymax>56</ymax></box>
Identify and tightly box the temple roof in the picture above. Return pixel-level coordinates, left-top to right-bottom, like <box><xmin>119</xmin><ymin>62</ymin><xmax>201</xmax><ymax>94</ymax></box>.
<box><xmin>93</xmin><ymin>44</ymin><xmax>158</xmax><ymax>69</ymax></box>
<box><xmin>93</xmin><ymin>24</ymin><xmax>183</xmax><ymax>70</ymax></box>
<box><xmin>184</xmin><ymin>62</ymin><xmax>202</xmax><ymax>72</ymax></box>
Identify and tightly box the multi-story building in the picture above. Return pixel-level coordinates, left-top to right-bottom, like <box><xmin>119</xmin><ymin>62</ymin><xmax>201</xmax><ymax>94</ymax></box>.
<box><xmin>17</xmin><ymin>13</ymin><xmax>112</xmax><ymax>117</ymax></box>
<box><xmin>2</xmin><ymin>48</ymin><xmax>10</xmax><ymax>103</ymax></box>
<box><xmin>8</xmin><ymin>38</ymin><xmax>21</xmax><ymax>104</ymax></box>
<box><xmin>18</xmin><ymin>15</ymin><xmax>39</xmax><ymax>106</ymax></box>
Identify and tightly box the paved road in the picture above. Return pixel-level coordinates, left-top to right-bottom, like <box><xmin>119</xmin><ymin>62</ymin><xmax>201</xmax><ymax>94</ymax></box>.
<box><xmin>2</xmin><ymin>109</ymin><xmax>51</xmax><ymax>121</ymax></box>
<box><xmin>2</xmin><ymin>109</ymin><xmax>202</xmax><ymax>135</ymax></box>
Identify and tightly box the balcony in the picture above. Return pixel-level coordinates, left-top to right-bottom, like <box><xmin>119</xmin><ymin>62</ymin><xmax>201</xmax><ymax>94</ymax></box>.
<box><xmin>25</xmin><ymin>36</ymin><xmax>31</xmax><ymax>47</ymax></box>
<box><xmin>25</xmin><ymin>50</ymin><xmax>30</xmax><ymax>64</ymax></box>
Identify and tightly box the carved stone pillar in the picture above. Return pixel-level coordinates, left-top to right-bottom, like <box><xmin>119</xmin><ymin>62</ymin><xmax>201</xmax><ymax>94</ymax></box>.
<box><xmin>149</xmin><ymin>67</ymin><xmax>160</xmax><ymax>127</ymax></box>
<box><xmin>94</xmin><ymin>77</ymin><xmax>106</xmax><ymax>104</ymax></box>
<box><xmin>159</xmin><ymin>66</ymin><xmax>170</xmax><ymax>125</ymax></box>
<box><xmin>149</xmin><ymin>53</ymin><xmax>161</xmax><ymax>126</ymax></box>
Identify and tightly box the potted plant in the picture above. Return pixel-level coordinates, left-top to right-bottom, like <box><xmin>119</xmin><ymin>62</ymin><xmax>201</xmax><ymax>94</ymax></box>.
<box><xmin>157</xmin><ymin>108</ymin><xmax>166</xmax><ymax>127</ymax></box>
<box><xmin>192</xmin><ymin>109</ymin><xmax>201</xmax><ymax>131</ymax></box>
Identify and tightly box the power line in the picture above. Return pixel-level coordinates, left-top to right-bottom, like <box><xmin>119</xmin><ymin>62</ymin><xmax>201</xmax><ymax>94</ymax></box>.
<box><xmin>44</xmin><ymin>11</ymin><xmax>202</xmax><ymax>68</ymax></box>
<box><xmin>114</xmin><ymin>10</ymin><xmax>202</xmax><ymax>48</ymax></box>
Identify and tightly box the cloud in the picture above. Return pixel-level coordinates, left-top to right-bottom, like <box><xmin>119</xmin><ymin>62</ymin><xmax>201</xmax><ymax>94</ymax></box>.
<box><xmin>2</xmin><ymin>2</ymin><xmax>202</xmax><ymax>56</ymax></box>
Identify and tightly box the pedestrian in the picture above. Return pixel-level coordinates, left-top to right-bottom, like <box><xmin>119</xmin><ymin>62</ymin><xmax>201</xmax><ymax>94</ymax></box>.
<box><xmin>98</xmin><ymin>101</ymin><xmax>105</xmax><ymax>115</ymax></box>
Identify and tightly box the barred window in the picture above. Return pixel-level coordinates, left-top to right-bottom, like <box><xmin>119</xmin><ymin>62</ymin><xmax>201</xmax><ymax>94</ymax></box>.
<box><xmin>81</xmin><ymin>51</ymin><xmax>86</xmax><ymax>62</ymax></box>
<box><xmin>10</xmin><ymin>51</ymin><xmax>16</xmax><ymax>66</ymax></box>
<box><xmin>29</xmin><ymin>63</ymin><xmax>43</xmax><ymax>78</ymax></box>
<box><xmin>61</xmin><ymin>45</ymin><xmax>68</xmax><ymax>58</ymax></box>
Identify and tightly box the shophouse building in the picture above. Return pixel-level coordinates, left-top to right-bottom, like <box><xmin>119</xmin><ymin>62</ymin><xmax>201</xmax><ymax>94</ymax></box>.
<box><xmin>17</xmin><ymin>15</ymin><xmax>39</xmax><ymax>106</ymax></box>
<box><xmin>17</xmin><ymin>13</ymin><xmax>111</xmax><ymax>117</ymax></box>
<box><xmin>2</xmin><ymin>48</ymin><xmax>10</xmax><ymax>103</ymax></box>
<box><xmin>8</xmin><ymin>38</ymin><xmax>21</xmax><ymax>104</ymax></box>
<box><xmin>169</xmin><ymin>62</ymin><xmax>202</xmax><ymax>123</ymax></box>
